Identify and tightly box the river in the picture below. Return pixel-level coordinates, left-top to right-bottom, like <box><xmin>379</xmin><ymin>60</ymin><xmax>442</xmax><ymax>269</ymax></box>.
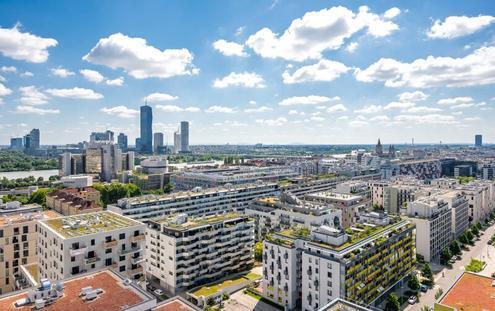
<box><xmin>0</xmin><ymin>169</ymin><xmax>59</xmax><ymax>180</ymax></box>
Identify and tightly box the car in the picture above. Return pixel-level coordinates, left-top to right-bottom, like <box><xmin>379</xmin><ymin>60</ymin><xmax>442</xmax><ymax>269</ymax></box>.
<box><xmin>408</xmin><ymin>295</ymin><xmax>418</xmax><ymax>304</ymax></box>
<box><xmin>455</xmin><ymin>255</ymin><xmax>462</xmax><ymax>260</ymax></box>
<box><xmin>154</xmin><ymin>289</ymin><xmax>164</xmax><ymax>296</ymax></box>
<box><xmin>420</xmin><ymin>284</ymin><xmax>429</xmax><ymax>292</ymax></box>
<box><xmin>448</xmin><ymin>258</ymin><xmax>456</xmax><ymax>264</ymax></box>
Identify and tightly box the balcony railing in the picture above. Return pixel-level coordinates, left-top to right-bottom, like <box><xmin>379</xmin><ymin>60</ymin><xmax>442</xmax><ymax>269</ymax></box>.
<box><xmin>69</xmin><ymin>246</ymin><xmax>87</xmax><ymax>256</ymax></box>
<box><xmin>103</xmin><ymin>240</ymin><xmax>118</xmax><ymax>248</ymax></box>
<box><xmin>130</xmin><ymin>234</ymin><xmax>145</xmax><ymax>242</ymax></box>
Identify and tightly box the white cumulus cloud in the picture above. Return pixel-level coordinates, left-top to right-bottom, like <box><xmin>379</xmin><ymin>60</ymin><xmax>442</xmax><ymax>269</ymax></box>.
<box><xmin>46</xmin><ymin>87</ymin><xmax>103</xmax><ymax>100</ymax></box>
<box><xmin>213</xmin><ymin>39</ymin><xmax>248</xmax><ymax>57</ymax></box>
<box><xmin>255</xmin><ymin>117</ymin><xmax>288</xmax><ymax>126</ymax></box>
<box><xmin>398</xmin><ymin>91</ymin><xmax>428</xmax><ymax>102</ymax></box>
<box><xmin>427</xmin><ymin>15</ymin><xmax>495</xmax><ymax>39</ymax></box>
<box><xmin>244</xmin><ymin>106</ymin><xmax>273</xmax><ymax>113</ymax></box>
<box><xmin>156</xmin><ymin>105</ymin><xmax>200</xmax><ymax>112</ymax></box>
<box><xmin>279</xmin><ymin>95</ymin><xmax>340</xmax><ymax>106</ymax></box>
<box><xmin>80</xmin><ymin>69</ymin><xmax>105</xmax><ymax>83</ymax></box>
<box><xmin>354</xmin><ymin>104</ymin><xmax>383</xmax><ymax>114</ymax></box>
<box><xmin>105</xmin><ymin>76</ymin><xmax>124</xmax><ymax>86</ymax></box>
<box><xmin>246</xmin><ymin>6</ymin><xmax>399</xmax><ymax>62</ymax></box>
<box><xmin>83</xmin><ymin>33</ymin><xmax>198</xmax><ymax>79</ymax></box>
<box><xmin>437</xmin><ymin>97</ymin><xmax>473</xmax><ymax>105</ymax></box>
<box><xmin>19</xmin><ymin>86</ymin><xmax>48</xmax><ymax>105</ymax></box>
<box><xmin>206</xmin><ymin>105</ymin><xmax>236</xmax><ymax>113</ymax></box>
<box><xmin>16</xmin><ymin>105</ymin><xmax>59</xmax><ymax>115</ymax></box>
<box><xmin>100</xmin><ymin>106</ymin><xmax>139</xmax><ymax>118</ymax></box>
<box><xmin>326</xmin><ymin>103</ymin><xmax>347</xmax><ymax>113</ymax></box>
<box><xmin>282</xmin><ymin>59</ymin><xmax>349</xmax><ymax>84</ymax></box>
<box><xmin>51</xmin><ymin>67</ymin><xmax>75</xmax><ymax>78</ymax></box>
<box><xmin>145</xmin><ymin>92</ymin><xmax>178</xmax><ymax>102</ymax></box>
<box><xmin>0</xmin><ymin>83</ymin><xmax>12</xmax><ymax>96</ymax></box>
<box><xmin>213</xmin><ymin>72</ymin><xmax>265</xmax><ymax>88</ymax></box>
<box><xmin>0</xmin><ymin>23</ymin><xmax>57</xmax><ymax>63</ymax></box>
<box><xmin>355</xmin><ymin>46</ymin><xmax>495</xmax><ymax>88</ymax></box>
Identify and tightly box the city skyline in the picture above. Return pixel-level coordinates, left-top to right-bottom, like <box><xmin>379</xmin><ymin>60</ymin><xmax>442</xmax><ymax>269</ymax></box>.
<box><xmin>0</xmin><ymin>1</ymin><xmax>494</xmax><ymax>145</ymax></box>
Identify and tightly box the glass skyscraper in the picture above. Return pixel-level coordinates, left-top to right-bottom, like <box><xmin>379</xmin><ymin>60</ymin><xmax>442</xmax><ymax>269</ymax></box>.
<box><xmin>140</xmin><ymin>105</ymin><xmax>153</xmax><ymax>153</ymax></box>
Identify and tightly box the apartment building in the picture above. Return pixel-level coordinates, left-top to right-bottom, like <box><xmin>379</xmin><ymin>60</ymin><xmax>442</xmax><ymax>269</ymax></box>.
<box><xmin>304</xmin><ymin>191</ymin><xmax>366</xmax><ymax>228</ymax></box>
<box><xmin>108</xmin><ymin>183</ymin><xmax>279</xmax><ymax>220</ymax></box>
<box><xmin>46</xmin><ymin>187</ymin><xmax>102</xmax><ymax>216</ymax></box>
<box><xmin>145</xmin><ymin>213</ymin><xmax>254</xmax><ymax>295</ymax></box>
<box><xmin>263</xmin><ymin>218</ymin><xmax>415</xmax><ymax>310</ymax></box>
<box><xmin>405</xmin><ymin>198</ymin><xmax>452</xmax><ymax>262</ymax></box>
<box><xmin>282</xmin><ymin>177</ymin><xmax>346</xmax><ymax>196</ymax></box>
<box><xmin>245</xmin><ymin>193</ymin><xmax>342</xmax><ymax>240</ymax></box>
<box><xmin>37</xmin><ymin>211</ymin><xmax>146</xmax><ymax>282</ymax></box>
<box><xmin>173</xmin><ymin>166</ymin><xmax>298</xmax><ymax>190</ymax></box>
<box><xmin>0</xmin><ymin>202</ymin><xmax>59</xmax><ymax>295</ymax></box>
<box><xmin>437</xmin><ymin>191</ymin><xmax>469</xmax><ymax>239</ymax></box>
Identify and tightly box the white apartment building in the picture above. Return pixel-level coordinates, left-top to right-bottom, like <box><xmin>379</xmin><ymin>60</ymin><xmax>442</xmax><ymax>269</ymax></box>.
<box><xmin>245</xmin><ymin>193</ymin><xmax>342</xmax><ymax>240</ymax></box>
<box><xmin>37</xmin><ymin>211</ymin><xmax>146</xmax><ymax>282</ymax></box>
<box><xmin>263</xmin><ymin>218</ymin><xmax>416</xmax><ymax>310</ymax></box>
<box><xmin>405</xmin><ymin>198</ymin><xmax>452</xmax><ymax>262</ymax></box>
<box><xmin>304</xmin><ymin>191</ymin><xmax>365</xmax><ymax>228</ymax></box>
<box><xmin>437</xmin><ymin>191</ymin><xmax>469</xmax><ymax>239</ymax></box>
<box><xmin>108</xmin><ymin>183</ymin><xmax>278</xmax><ymax>220</ymax></box>
<box><xmin>145</xmin><ymin>213</ymin><xmax>254</xmax><ymax>296</ymax></box>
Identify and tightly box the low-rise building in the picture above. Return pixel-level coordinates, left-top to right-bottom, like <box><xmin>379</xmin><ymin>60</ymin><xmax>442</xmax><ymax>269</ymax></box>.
<box><xmin>145</xmin><ymin>213</ymin><xmax>254</xmax><ymax>295</ymax></box>
<box><xmin>46</xmin><ymin>188</ymin><xmax>101</xmax><ymax>216</ymax></box>
<box><xmin>404</xmin><ymin>198</ymin><xmax>452</xmax><ymax>262</ymax></box>
<box><xmin>263</xmin><ymin>218</ymin><xmax>416</xmax><ymax>310</ymax></box>
<box><xmin>60</xmin><ymin>175</ymin><xmax>93</xmax><ymax>188</ymax></box>
<box><xmin>37</xmin><ymin>211</ymin><xmax>146</xmax><ymax>282</ymax></box>
<box><xmin>108</xmin><ymin>183</ymin><xmax>278</xmax><ymax>220</ymax></box>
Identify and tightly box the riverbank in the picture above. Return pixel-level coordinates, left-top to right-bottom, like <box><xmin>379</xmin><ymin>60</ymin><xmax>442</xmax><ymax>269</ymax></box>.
<box><xmin>0</xmin><ymin>169</ymin><xmax>59</xmax><ymax>180</ymax></box>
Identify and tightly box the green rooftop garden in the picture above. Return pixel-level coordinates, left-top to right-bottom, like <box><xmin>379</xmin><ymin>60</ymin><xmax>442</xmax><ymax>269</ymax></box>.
<box><xmin>190</xmin><ymin>272</ymin><xmax>261</xmax><ymax>297</ymax></box>
<box><xmin>158</xmin><ymin>212</ymin><xmax>245</xmax><ymax>230</ymax></box>
<box><xmin>44</xmin><ymin>211</ymin><xmax>139</xmax><ymax>238</ymax></box>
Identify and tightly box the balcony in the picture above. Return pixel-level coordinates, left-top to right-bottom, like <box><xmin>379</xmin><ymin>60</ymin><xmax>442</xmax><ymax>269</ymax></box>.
<box><xmin>69</xmin><ymin>246</ymin><xmax>87</xmax><ymax>256</ymax></box>
<box><xmin>129</xmin><ymin>266</ymin><xmax>143</xmax><ymax>274</ymax></box>
<box><xmin>103</xmin><ymin>240</ymin><xmax>118</xmax><ymax>248</ymax></box>
<box><xmin>85</xmin><ymin>256</ymin><xmax>100</xmax><ymax>264</ymax></box>
<box><xmin>119</xmin><ymin>247</ymin><xmax>142</xmax><ymax>255</ymax></box>
<box><xmin>130</xmin><ymin>234</ymin><xmax>145</xmax><ymax>242</ymax></box>
<box><xmin>131</xmin><ymin>256</ymin><xmax>144</xmax><ymax>265</ymax></box>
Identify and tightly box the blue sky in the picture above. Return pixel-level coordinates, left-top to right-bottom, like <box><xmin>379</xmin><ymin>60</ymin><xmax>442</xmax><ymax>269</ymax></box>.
<box><xmin>0</xmin><ymin>0</ymin><xmax>494</xmax><ymax>145</ymax></box>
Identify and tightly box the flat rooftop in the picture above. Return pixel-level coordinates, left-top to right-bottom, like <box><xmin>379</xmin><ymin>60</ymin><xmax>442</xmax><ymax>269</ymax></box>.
<box><xmin>273</xmin><ymin>219</ymin><xmax>409</xmax><ymax>252</ymax></box>
<box><xmin>0</xmin><ymin>270</ymin><xmax>154</xmax><ymax>311</ymax></box>
<box><xmin>155</xmin><ymin>213</ymin><xmax>247</xmax><ymax>231</ymax></box>
<box><xmin>117</xmin><ymin>182</ymin><xmax>276</xmax><ymax>206</ymax></box>
<box><xmin>152</xmin><ymin>296</ymin><xmax>199</xmax><ymax>311</ymax></box>
<box><xmin>307</xmin><ymin>191</ymin><xmax>362</xmax><ymax>201</ymax></box>
<box><xmin>0</xmin><ymin>210</ymin><xmax>61</xmax><ymax>226</ymax></box>
<box><xmin>42</xmin><ymin>211</ymin><xmax>142</xmax><ymax>238</ymax></box>
<box><xmin>438</xmin><ymin>272</ymin><xmax>495</xmax><ymax>311</ymax></box>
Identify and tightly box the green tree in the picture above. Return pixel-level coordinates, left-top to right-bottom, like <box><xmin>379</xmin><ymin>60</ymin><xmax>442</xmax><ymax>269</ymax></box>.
<box><xmin>466</xmin><ymin>230</ymin><xmax>474</xmax><ymax>244</ymax></box>
<box><xmin>422</xmin><ymin>263</ymin><xmax>434</xmax><ymax>286</ymax></box>
<box><xmin>163</xmin><ymin>182</ymin><xmax>174</xmax><ymax>194</ymax></box>
<box><xmin>449</xmin><ymin>241</ymin><xmax>461</xmax><ymax>256</ymax></box>
<box><xmin>408</xmin><ymin>274</ymin><xmax>420</xmax><ymax>291</ymax></box>
<box><xmin>28</xmin><ymin>188</ymin><xmax>52</xmax><ymax>207</ymax></box>
<box><xmin>459</xmin><ymin>233</ymin><xmax>468</xmax><ymax>245</ymax></box>
<box><xmin>254</xmin><ymin>242</ymin><xmax>263</xmax><ymax>262</ymax></box>
<box><xmin>385</xmin><ymin>293</ymin><xmax>400</xmax><ymax>311</ymax></box>
<box><xmin>471</xmin><ymin>225</ymin><xmax>479</xmax><ymax>237</ymax></box>
<box><xmin>440</xmin><ymin>247</ymin><xmax>452</xmax><ymax>265</ymax></box>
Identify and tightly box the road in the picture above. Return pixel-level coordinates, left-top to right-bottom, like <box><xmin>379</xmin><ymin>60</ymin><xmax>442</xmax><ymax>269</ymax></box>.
<box><xmin>406</xmin><ymin>222</ymin><xmax>495</xmax><ymax>310</ymax></box>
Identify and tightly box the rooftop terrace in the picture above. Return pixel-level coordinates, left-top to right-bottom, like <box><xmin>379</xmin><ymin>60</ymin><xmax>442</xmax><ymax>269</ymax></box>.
<box><xmin>0</xmin><ymin>270</ymin><xmax>154</xmax><ymax>311</ymax></box>
<box><xmin>155</xmin><ymin>212</ymin><xmax>248</xmax><ymax>231</ymax></box>
<box><xmin>42</xmin><ymin>211</ymin><xmax>142</xmax><ymax>238</ymax></box>
<box><xmin>273</xmin><ymin>218</ymin><xmax>410</xmax><ymax>253</ymax></box>
<box><xmin>0</xmin><ymin>210</ymin><xmax>60</xmax><ymax>227</ymax></box>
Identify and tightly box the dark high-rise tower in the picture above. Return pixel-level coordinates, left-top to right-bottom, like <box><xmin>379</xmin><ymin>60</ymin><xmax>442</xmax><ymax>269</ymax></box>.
<box><xmin>140</xmin><ymin>104</ymin><xmax>153</xmax><ymax>153</ymax></box>
<box><xmin>475</xmin><ymin>134</ymin><xmax>482</xmax><ymax>147</ymax></box>
<box><xmin>180</xmin><ymin>121</ymin><xmax>189</xmax><ymax>152</ymax></box>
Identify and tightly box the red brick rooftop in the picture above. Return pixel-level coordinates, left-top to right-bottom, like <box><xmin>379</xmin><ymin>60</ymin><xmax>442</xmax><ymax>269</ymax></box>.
<box><xmin>439</xmin><ymin>272</ymin><xmax>495</xmax><ymax>311</ymax></box>
<box><xmin>152</xmin><ymin>297</ymin><xmax>198</xmax><ymax>311</ymax></box>
<box><xmin>0</xmin><ymin>270</ymin><xmax>151</xmax><ymax>311</ymax></box>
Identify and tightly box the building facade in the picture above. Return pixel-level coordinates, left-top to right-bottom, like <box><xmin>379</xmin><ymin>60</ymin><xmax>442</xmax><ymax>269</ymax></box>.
<box><xmin>140</xmin><ymin>105</ymin><xmax>153</xmax><ymax>153</ymax></box>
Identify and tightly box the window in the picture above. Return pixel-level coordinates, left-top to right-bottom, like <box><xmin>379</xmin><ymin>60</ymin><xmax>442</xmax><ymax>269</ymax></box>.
<box><xmin>119</xmin><ymin>233</ymin><xmax>125</xmax><ymax>240</ymax></box>
<box><xmin>23</xmin><ymin>226</ymin><xmax>28</xmax><ymax>234</ymax></box>
<box><xmin>327</xmin><ymin>272</ymin><xmax>332</xmax><ymax>278</ymax></box>
<box><xmin>13</xmin><ymin>227</ymin><xmax>19</xmax><ymax>235</ymax></box>
<box><xmin>71</xmin><ymin>256</ymin><xmax>75</xmax><ymax>262</ymax></box>
<box><xmin>105</xmin><ymin>248</ymin><xmax>112</xmax><ymax>254</ymax></box>
<box><xmin>91</xmin><ymin>239</ymin><xmax>95</xmax><ymax>246</ymax></box>
<box><xmin>119</xmin><ymin>266</ymin><xmax>126</xmax><ymax>272</ymax></box>
<box><xmin>105</xmin><ymin>258</ymin><xmax>112</xmax><ymax>266</ymax></box>
<box><xmin>0</xmin><ymin>230</ymin><xmax>3</xmax><ymax>238</ymax></box>
<box><xmin>119</xmin><ymin>255</ymin><xmax>125</xmax><ymax>261</ymax></box>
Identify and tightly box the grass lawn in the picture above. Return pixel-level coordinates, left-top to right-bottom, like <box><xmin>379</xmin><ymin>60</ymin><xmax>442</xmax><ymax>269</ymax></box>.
<box><xmin>191</xmin><ymin>272</ymin><xmax>260</xmax><ymax>297</ymax></box>
<box><xmin>466</xmin><ymin>258</ymin><xmax>485</xmax><ymax>273</ymax></box>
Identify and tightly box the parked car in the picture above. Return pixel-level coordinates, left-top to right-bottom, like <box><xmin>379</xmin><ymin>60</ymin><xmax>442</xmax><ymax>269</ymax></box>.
<box><xmin>448</xmin><ymin>258</ymin><xmax>456</xmax><ymax>264</ymax></box>
<box><xmin>408</xmin><ymin>295</ymin><xmax>418</xmax><ymax>304</ymax></box>
<box><xmin>420</xmin><ymin>284</ymin><xmax>429</xmax><ymax>292</ymax></box>
<box><xmin>154</xmin><ymin>289</ymin><xmax>164</xmax><ymax>296</ymax></box>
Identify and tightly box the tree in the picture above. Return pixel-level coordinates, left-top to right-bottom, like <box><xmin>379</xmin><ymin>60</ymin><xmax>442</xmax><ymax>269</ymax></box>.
<box><xmin>28</xmin><ymin>188</ymin><xmax>52</xmax><ymax>207</ymax></box>
<box><xmin>449</xmin><ymin>241</ymin><xmax>461</xmax><ymax>256</ymax></box>
<box><xmin>163</xmin><ymin>182</ymin><xmax>173</xmax><ymax>194</ymax></box>
<box><xmin>466</xmin><ymin>230</ymin><xmax>474</xmax><ymax>244</ymax></box>
<box><xmin>471</xmin><ymin>225</ymin><xmax>479</xmax><ymax>236</ymax></box>
<box><xmin>254</xmin><ymin>242</ymin><xmax>263</xmax><ymax>262</ymax></box>
<box><xmin>440</xmin><ymin>248</ymin><xmax>452</xmax><ymax>265</ymax></box>
<box><xmin>476</xmin><ymin>222</ymin><xmax>482</xmax><ymax>230</ymax></box>
<box><xmin>385</xmin><ymin>293</ymin><xmax>400</xmax><ymax>311</ymax></box>
<box><xmin>459</xmin><ymin>233</ymin><xmax>468</xmax><ymax>245</ymax></box>
<box><xmin>408</xmin><ymin>274</ymin><xmax>420</xmax><ymax>291</ymax></box>
<box><xmin>422</xmin><ymin>263</ymin><xmax>434</xmax><ymax>286</ymax></box>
